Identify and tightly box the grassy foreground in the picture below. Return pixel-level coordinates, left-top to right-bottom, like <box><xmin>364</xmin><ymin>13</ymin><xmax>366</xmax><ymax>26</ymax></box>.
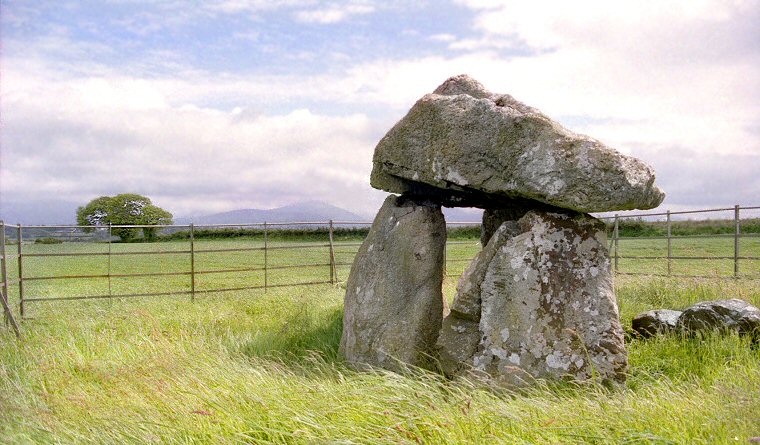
<box><xmin>2</xmin><ymin>279</ymin><xmax>759</xmax><ymax>444</ymax></box>
<box><xmin>1</xmin><ymin>240</ymin><xmax>760</xmax><ymax>444</ymax></box>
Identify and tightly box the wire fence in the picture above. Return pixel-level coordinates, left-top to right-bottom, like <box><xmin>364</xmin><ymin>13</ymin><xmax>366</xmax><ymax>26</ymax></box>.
<box><xmin>1</xmin><ymin>204</ymin><xmax>759</xmax><ymax>337</ymax></box>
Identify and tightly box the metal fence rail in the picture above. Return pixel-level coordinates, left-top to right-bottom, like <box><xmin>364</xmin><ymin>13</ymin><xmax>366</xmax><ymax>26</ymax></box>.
<box><xmin>603</xmin><ymin>205</ymin><xmax>760</xmax><ymax>278</ymax></box>
<box><xmin>1</xmin><ymin>204</ymin><xmax>758</xmax><ymax>335</ymax></box>
<box><xmin>0</xmin><ymin>221</ymin><xmax>356</xmax><ymax>316</ymax></box>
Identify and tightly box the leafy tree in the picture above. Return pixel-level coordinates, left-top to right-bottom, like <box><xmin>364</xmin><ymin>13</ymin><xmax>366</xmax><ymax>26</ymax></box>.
<box><xmin>77</xmin><ymin>194</ymin><xmax>173</xmax><ymax>241</ymax></box>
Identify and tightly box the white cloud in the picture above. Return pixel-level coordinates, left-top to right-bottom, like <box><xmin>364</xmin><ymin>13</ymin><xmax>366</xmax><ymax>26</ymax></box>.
<box><xmin>293</xmin><ymin>2</ymin><xmax>375</xmax><ymax>24</ymax></box>
<box><xmin>429</xmin><ymin>33</ymin><xmax>457</xmax><ymax>43</ymax></box>
<box><xmin>0</xmin><ymin>65</ymin><xmax>386</xmax><ymax>217</ymax></box>
<box><xmin>383</xmin><ymin>0</ymin><xmax>760</xmax><ymax>160</ymax></box>
<box><xmin>3</xmin><ymin>0</ymin><xmax>759</xmax><ymax>222</ymax></box>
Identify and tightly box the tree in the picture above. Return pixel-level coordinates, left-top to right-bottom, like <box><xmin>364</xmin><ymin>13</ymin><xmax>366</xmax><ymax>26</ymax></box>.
<box><xmin>77</xmin><ymin>194</ymin><xmax>173</xmax><ymax>241</ymax></box>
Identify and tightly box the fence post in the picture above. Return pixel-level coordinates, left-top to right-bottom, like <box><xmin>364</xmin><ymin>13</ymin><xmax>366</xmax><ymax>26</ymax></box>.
<box><xmin>1</xmin><ymin>222</ymin><xmax>8</xmax><ymax>325</ymax></box>
<box><xmin>108</xmin><ymin>223</ymin><xmax>112</xmax><ymax>300</ymax></box>
<box><xmin>264</xmin><ymin>222</ymin><xmax>268</xmax><ymax>292</ymax></box>
<box><xmin>443</xmin><ymin>241</ymin><xmax>448</xmax><ymax>277</ymax></box>
<box><xmin>190</xmin><ymin>224</ymin><xmax>196</xmax><ymax>301</ymax></box>
<box><xmin>666</xmin><ymin>210</ymin><xmax>672</xmax><ymax>276</ymax></box>
<box><xmin>613</xmin><ymin>215</ymin><xmax>619</xmax><ymax>274</ymax></box>
<box><xmin>0</xmin><ymin>287</ymin><xmax>20</xmax><ymax>338</ymax></box>
<box><xmin>328</xmin><ymin>220</ymin><xmax>336</xmax><ymax>284</ymax></box>
<box><xmin>734</xmin><ymin>205</ymin><xmax>740</xmax><ymax>278</ymax></box>
<box><xmin>17</xmin><ymin>224</ymin><xmax>24</xmax><ymax>318</ymax></box>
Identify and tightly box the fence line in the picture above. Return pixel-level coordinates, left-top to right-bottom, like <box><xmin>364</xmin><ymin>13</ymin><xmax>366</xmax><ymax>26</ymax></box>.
<box><xmin>7</xmin><ymin>221</ymin><xmax>353</xmax><ymax>307</ymax></box>
<box><xmin>609</xmin><ymin>204</ymin><xmax>760</xmax><ymax>279</ymax></box>
<box><xmin>1</xmin><ymin>204</ymin><xmax>759</xmax><ymax>335</ymax></box>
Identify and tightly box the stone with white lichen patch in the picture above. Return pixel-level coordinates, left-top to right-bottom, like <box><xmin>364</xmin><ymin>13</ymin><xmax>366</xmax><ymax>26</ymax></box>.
<box><xmin>370</xmin><ymin>74</ymin><xmax>665</xmax><ymax>213</ymax></box>
<box><xmin>439</xmin><ymin>210</ymin><xmax>628</xmax><ymax>385</ymax></box>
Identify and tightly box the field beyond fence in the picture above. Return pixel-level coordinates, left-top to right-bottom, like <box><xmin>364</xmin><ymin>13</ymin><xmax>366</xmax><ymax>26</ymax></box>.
<box><xmin>1</xmin><ymin>205</ymin><xmax>759</xmax><ymax>330</ymax></box>
<box><xmin>2</xmin><ymin>207</ymin><xmax>760</xmax><ymax>444</ymax></box>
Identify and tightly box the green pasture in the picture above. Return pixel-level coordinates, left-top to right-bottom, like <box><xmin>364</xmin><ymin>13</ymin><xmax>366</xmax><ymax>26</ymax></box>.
<box><xmin>615</xmin><ymin>235</ymin><xmax>760</xmax><ymax>277</ymax></box>
<box><xmin>1</xmin><ymin>236</ymin><xmax>759</xmax><ymax>444</ymax></box>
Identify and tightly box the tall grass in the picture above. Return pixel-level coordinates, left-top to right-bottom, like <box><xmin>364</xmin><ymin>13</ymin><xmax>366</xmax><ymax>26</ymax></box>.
<box><xmin>1</xmin><ymin>244</ymin><xmax>759</xmax><ymax>444</ymax></box>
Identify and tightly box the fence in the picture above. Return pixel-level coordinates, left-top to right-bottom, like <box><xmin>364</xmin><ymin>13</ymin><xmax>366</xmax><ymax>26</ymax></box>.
<box><xmin>603</xmin><ymin>205</ymin><xmax>760</xmax><ymax>279</ymax></box>
<box><xmin>1</xmin><ymin>204</ymin><xmax>758</xmax><ymax>337</ymax></box>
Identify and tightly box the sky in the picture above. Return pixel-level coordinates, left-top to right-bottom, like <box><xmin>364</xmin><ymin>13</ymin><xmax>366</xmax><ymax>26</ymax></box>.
<box><xmin>1</xmin><ymin>0</ymin><xmax>759</xmax><ymax>223</ymax></box>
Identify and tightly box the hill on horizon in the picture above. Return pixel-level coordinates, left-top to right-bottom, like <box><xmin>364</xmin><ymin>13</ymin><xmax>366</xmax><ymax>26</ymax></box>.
<box><xmin>0</xmin><ymin>198</ymin><xmax>483</xmax><ymax>226</ymax></box>
<box><xmin>176</xmin><ymin>201</ymin><xmax>367</xmax><ymax>225</ymax></box>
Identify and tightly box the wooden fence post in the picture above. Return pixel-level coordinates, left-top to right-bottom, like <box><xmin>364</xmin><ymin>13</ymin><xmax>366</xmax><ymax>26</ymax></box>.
<box><xmin>666</xmin><ymin>210</ymin><xmax>672</xmax><ymax>276</ymax></box>
<box><xmin>17</xmin><ymin>224</ymin><xmax>24</xmax><ymax>318</ymax></box>
<box><xmin>264</xmin><ymin>222</ymin><xmax>268</xmax><ymax>292</ymax></box>
<box><xmin>613</xmin><ymin>215</ymin><xmax>619</xmax><ymax>274</ymax></box>
<box><xmin>328</xmin><ymin>220</ymin><xmax>336</xmax><ymax>284</ymax></box>
<box><xmin>734</xmin><ymin>205</ymin><xmax>740</xmax><ymax>278</ymax></box>
<box><xmin>190</xmin><ymin>223</ymin><xmax>195</xmax><ymax>301</ymax></box>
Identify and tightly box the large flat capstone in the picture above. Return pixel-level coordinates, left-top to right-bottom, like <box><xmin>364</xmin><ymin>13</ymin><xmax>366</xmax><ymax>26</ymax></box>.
<box><xmin>370</xmin><ymin>74</ymin><xmax>665</xmax><ymax>213</ymax></box>
<box><xmin>339</xmin><ymin>195</ymin><xmax>447</xmax><ymax>371</ymax></box>
<box><xmin>438</xmin><ymin>210</ymin><xmax>628</xmax><ymax>386</ymax></box>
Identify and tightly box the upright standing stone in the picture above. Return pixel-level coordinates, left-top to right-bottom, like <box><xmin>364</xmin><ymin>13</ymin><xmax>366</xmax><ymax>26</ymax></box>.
<box><xmin>440</xmin><ymin>210</ymin><xmax>628</xmax><ymax>386</ymax></box>
<box><xmin>437</xmin><ymin>222</ymin><xmax>520</xmax><ymax>377</ymax></box>
<box><xmin>340</xmin><ymin>195</ymin><xmax>447</xmax><ymax>371</ymax></box>
<box><xmin>481</xmin><ymin>207</ymin><xmax>530</xmax><ymax>246</ymax></box>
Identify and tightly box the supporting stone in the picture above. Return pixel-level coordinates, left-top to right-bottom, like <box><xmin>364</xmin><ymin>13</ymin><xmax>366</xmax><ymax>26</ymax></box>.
<box><xmin>439</xmin><ymin>210</ymin><xmax>628</xmax><ymax>386</ymax></box>
<box><xmin>437</xmin><ymin>222</ymin><xmax>520</xmax><ymax>377</ymax></box>
<box><xmin>339</xmin><ymin>195</ymin><xmax>447</xmax><ymax>371</ymax></box>
<box><xmin>480</xmin><ymin>207</ymin><xmax>529</xmax><ymax>246</ymax></box>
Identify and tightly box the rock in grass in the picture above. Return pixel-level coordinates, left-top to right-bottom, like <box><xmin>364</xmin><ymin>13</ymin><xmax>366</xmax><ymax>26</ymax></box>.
<box><xmin>370</xmin><ymin>74</ymin><xmax>665</xmax><ymax>212</ymax></box>
<box><xmin>676</xmin><ymin>299</ymin><xmax>760</xmax><ymax>338</ymax></box>
<box><xmin>632</xmin><ymin>309</ymin><xmax>682</xmax><ymax>338</ymax></box>
<box><xmin>339</xmin><ymin>195</ymin><xmax>447</xmax><ymax>372</ymax></box>
<box><xmin>440</xmin><ymin>210</ymin><xmax>628</xmax><ymax>386</ymax></box>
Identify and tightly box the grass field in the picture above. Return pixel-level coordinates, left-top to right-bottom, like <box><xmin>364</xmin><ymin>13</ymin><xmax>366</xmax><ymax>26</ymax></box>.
<box><xmin>1</xmin><ymin>236</ymin><xmax>759</xmax><ymax>444</ymax></box>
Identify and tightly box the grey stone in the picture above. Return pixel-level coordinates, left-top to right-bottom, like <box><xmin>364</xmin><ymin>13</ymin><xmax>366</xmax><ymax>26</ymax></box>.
<box><xmin>439</xmin><ymin>210</ymin><xmax>628</xmax><ymax>385</ymax></box>
<box><xmin>632</xmin><ymin>309</ymin><xmax>682</xmax><ymax>338</ymax></box>
<box><xmin>339</xmin><ymin>194</ymin><xmax>447</xmax><ymax>372</ymax></box>
<box><xmin>371</xmin><ymin>74</ymin><xmax>665</xmax><ymax>213</ymax></box>
<box><xmin>437</xmin><ymin>222</ymin><xmax>518</xmax><ymax>376</ymax></box>
<box><xmin>676</xmin><ymin>299</ymin><xmax>760</xmax><ymax>338</ymax></box>
<box><xmin>481</xmin><ymin>207</ymin><xmax>529</xmax><ymax>246</ymax></box>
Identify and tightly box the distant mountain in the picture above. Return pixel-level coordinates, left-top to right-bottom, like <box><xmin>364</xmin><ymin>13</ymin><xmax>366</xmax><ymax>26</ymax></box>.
<box><xmin>442</xmin><ymin>207</ymin><xmax>483</xmax><ymax>223</ymax></box>
<box><xmin>177</xmin><ymin>201</ymin><xmax>366</xmax><ymax>225</ymax></box>
<box><xmin>0</xmin><ymin>200</ymin><xmax>79</xmax><ymax>225</ymax></box>
<box><xmin>0</xmin><ymin>198</ymin><xmax>482</xmax><ymax>227</ymax></box>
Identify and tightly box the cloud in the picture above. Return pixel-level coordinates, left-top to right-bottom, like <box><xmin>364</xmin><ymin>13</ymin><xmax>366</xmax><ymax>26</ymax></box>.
<box><xmin>428</xmin><ymin>33</ymin><xmax>457</xmax><ymax>43</ymax></box>
<box><xmin>2</xmin><ymin>0</ymin><xmax>759</xmax><ymax>224</ymax></box>
<box><xmin>0</xmin><ymin>65</ymin><xmax>387</xmax><ymax>218</ymax></box>
<box><xmin>339</xmin><ymin>0</ymin><xmax>760</xmax><ymax>159</ymax></box>
<box><xmin>293</xmin><ymin>2</ymin><xmax>375</xmax><ymax>24</ymax></box>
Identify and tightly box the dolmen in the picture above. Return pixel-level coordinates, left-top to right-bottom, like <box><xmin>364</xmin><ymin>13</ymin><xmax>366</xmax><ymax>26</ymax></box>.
<box><xmin>339</xmin><ymin>74</ymin><xmax>665</xmax><ymax>386</ymax></box>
